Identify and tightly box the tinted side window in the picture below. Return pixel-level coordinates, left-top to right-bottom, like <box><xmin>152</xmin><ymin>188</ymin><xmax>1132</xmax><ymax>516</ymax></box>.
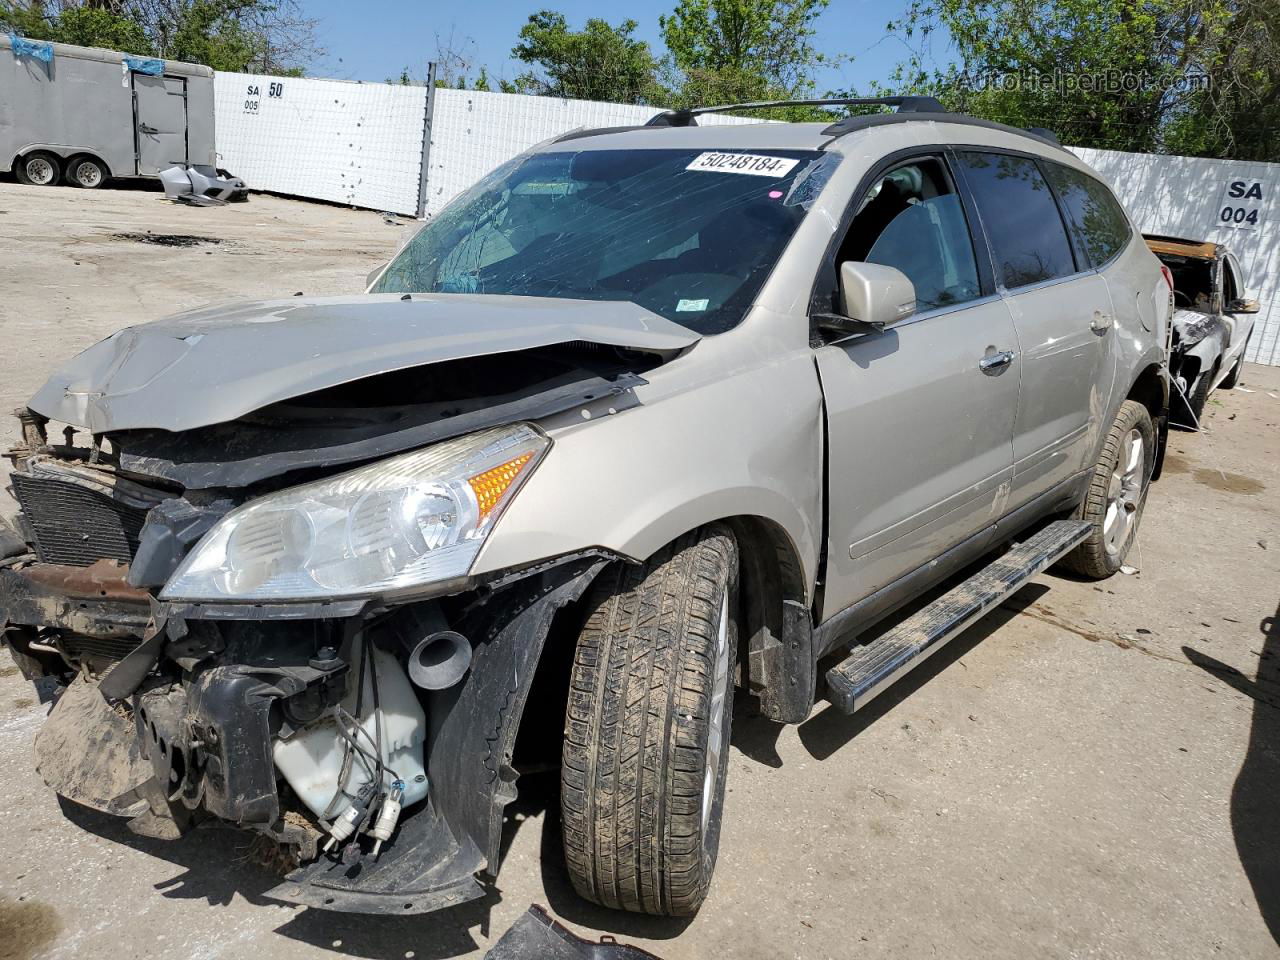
<box><xmin>837</xmin><ymin>157</ymin><xmax>981</xmax><ymax>311</ymax></box>
<box><xmin>1043</xmin><ymin>162</ymin><xmax>1133</xmax><ymax>267</ymax></box>
<box><xmin>958</xmin><ymin>152</ymin><xmax>1076</xmax><ymax>288</ymax></box>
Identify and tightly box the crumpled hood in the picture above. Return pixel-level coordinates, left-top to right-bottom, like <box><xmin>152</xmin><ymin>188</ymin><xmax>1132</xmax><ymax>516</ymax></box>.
<box><xmin>29</xmin><ymin>294</ymin><xmax>700</xmax><ymax>433</ymax></box>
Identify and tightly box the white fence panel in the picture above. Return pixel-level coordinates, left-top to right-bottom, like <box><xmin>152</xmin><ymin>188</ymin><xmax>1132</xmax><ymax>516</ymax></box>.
<box><xmin>1073</xmin><ymin>147</ymin><xmax>1280</xmax><ymax>366</ymax></box>
<box><xmin>214</xmin><ymin>73</ymin><xmax>427</xmax><ymax>215</ymax></box>
<box><xmin>425</xmin><ymin>89</ymin><xmax>757</xmax><ymax>216</ymax></box>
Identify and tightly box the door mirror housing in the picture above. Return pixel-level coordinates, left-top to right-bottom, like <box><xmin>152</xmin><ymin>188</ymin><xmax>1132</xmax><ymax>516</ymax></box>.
<box><xmin>366</xmin><ymin>263</ymin><xmax>388</xmax><ymax>288</ymax></box>
<box><xmin>1226</xmin><ymin>297</ymin><xmax>1260</xmax><ymax>315</ymax></box>
<box><xmin>816</xmin><ymin>262</ymin><xmax>917</xmax><ymax>338</ymax></box>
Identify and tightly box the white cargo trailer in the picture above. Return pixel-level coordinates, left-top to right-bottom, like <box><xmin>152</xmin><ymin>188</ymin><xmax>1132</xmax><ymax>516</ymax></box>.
<box><xmin>0</xmin><ymin>36</ymin><xmax>223</xmax><ymax>189</ymax></box>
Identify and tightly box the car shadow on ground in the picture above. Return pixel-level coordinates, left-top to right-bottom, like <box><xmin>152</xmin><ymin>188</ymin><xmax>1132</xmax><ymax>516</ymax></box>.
<box><xmin>1183</xmin><ymin>598</ymin><xmax>1280</xmax><ymax>947</ymax></box>
<box><xmin>59</xmin><ymin>798</ymin><xmax>495</xmax><ymax>958</ymax></box>
<box><xmin>734</xmin><ymin>582</ymin><xmax>1052</xmax><ymax>764</ymax></box>
<box><xmin>51</xmin><ymin>577</ymin><xmax>1055</xmax><ymax>957</ymax></box>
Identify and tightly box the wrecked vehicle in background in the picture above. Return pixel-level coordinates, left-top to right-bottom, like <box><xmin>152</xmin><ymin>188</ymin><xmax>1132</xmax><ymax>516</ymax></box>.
<box><xmin>1145</xmin><ymin>234</ymin><xmax>1259</xmax><ymax>426</ymax></box>
<box><xmin>2</xmin><ymin>98</ymin><xmax>1170</xmax><ymax>919</ymax></box>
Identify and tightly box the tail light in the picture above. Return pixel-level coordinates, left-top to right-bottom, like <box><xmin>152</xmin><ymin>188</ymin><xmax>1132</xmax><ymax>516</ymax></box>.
<box><xmin>1160</xmin><ymin>264</ymin><xmax>1175</xmax><ymax>291</ymax></box>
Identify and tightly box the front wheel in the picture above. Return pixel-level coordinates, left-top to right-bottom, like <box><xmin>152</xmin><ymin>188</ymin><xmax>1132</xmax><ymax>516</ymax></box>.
<box><xmin>1219</xmin><ymin>333</ymin><xmax>1250</xmax><ymax>389</ymax></box>
<box><xmin>1062</xmin><ymin>399</ymin><xmax>1155</xmax><ymax>579</ymax></box>
<box><xmin>561</xmin><ymin>525</ymin><xmax>738</xmax><ymax>916</ymax></box>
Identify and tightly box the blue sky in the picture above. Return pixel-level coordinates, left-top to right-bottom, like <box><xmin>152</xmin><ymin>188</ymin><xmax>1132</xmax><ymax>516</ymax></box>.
<box><xmin>302</xmin><ymin>0</ymin><xmax>936</xmax><ymax>95</ymax></box>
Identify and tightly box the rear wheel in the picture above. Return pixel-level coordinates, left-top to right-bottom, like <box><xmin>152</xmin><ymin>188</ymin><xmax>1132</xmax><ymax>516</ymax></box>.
<box><xmin>1062</xmin><ymin>400</ymin><xmax>1155</xmax><ymax>579</ymax></box>
<box><xmin>561</xmin><ymin>525</ymin><xmax>738</xmax><ymax>916</ymax></box>
<box><xmin>67</xmin><ymin>155</ymin><xmax>107</xmax><ymax>189</ymax></box>
<box><xmin>15</xmin><ymin>151</ymin><xmax>60</xmax><ymax>187</ymax></box>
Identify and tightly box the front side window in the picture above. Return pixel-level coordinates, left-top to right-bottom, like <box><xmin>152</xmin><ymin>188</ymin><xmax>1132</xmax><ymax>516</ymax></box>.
<box><xmin>958</xmin><ymin>152</ymin><xmax>1077</xmax><ymax>288</ymax></box>
<box><xmin>1043</xmin><ymin>162</ymin><xmax>1133</xmax><ymax>268</ymax></box>
<box><xmin>374</xmin><ymin>147</ymin><xmax>830</xmax><ymax>334</ymax></box>
<box><xmin>836</xmin><ymin>158</ymin><xmax>981</xmax><ymax>311</ymax></box>
<box><xmin>1222</xmin><ymin>255</ymin><xmax>1241</xmax><ymax>308</ymax></box>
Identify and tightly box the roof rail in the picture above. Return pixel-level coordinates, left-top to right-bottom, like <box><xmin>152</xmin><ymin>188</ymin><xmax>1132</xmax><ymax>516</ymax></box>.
<box><xmin>818</xmin><ymin>109</ymin><xmax>1070</xmax><ymax>153</ymax></box>
<box><xmin>645</xmin><ymin>96</ymin><xmax>946</xmax><ymax>127</ymax></box>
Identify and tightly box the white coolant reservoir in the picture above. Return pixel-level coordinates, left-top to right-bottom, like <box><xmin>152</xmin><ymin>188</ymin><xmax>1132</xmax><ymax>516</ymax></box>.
<box><xmin>273</xmin><ymin>641</ymin><xmax>428</xmax><ymax>820</ymax></box>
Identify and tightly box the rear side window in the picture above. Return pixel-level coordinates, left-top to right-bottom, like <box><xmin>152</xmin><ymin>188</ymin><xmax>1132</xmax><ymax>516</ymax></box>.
<box><xmin>958</xmin><ymin>152</ymin><xmax>1076</xmax><ymax>288</ymax></box>
<box><xmin>1043</xmin><ymin>163</ymin><xmax>1133</xmax><ymax>267</ymax></box>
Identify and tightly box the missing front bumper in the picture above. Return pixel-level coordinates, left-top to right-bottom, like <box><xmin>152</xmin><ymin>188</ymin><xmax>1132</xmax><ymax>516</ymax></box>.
<box><xmin>2</xmin><ymin>554</ymin><xmax>608</xmax><ymax>916</ymax></box>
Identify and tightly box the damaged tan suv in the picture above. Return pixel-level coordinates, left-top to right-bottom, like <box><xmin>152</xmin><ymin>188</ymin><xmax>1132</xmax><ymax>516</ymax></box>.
<box><xmin>1</xmin><ymin>98</ymin><xmax>1171</xmax><ymax>918</ymax></box>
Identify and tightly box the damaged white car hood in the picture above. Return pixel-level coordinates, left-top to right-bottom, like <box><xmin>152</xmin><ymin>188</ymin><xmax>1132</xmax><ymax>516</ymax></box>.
<box><xmin>29</xmin><ymin>294</ymin><xmax>700</xmax><ymax>433</ymax></box>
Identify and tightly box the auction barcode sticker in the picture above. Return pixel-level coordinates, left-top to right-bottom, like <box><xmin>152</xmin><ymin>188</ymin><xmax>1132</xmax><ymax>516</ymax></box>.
<box><xmin>686</xmin><ymin>152</ymin><xmax>800</xmax><ymax>178</ymax></box>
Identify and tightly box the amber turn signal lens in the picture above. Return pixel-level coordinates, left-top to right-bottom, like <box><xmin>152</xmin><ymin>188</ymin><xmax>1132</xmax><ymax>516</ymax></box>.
<box><xmin>467</xmin><ymin>453</ymin><xmax>534</xmax><ymax>519</ymax></box>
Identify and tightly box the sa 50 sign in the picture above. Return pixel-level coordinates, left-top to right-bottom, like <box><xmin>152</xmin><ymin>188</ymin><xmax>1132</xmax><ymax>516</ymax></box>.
<box><xmin>1219</xmin><ymin>179</ymin><xmax>1269</xmax><ymax>230</ymax></box>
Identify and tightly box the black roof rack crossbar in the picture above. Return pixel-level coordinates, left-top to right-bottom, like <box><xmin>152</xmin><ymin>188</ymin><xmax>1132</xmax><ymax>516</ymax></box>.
<box><xmin>645</xmin><ymin>96</ymin><xmax>946</xmax><ymax>127</ymax></box>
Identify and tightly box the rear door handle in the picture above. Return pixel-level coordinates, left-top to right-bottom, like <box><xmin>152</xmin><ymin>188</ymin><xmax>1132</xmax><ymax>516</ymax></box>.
<box><xmin>1090</xmin><ymin>310</ymin><xmax>1113</xmax><ymax>333</ymax></box>
<box><xmin>139</xmin><ymin>123</ymin><xmax>159</xmax><ymax>135</ymax></box>
<box><xmin>979</xmin><ymin>349</ymin><xmax>1016</xmax><ymax>373</ymax></box>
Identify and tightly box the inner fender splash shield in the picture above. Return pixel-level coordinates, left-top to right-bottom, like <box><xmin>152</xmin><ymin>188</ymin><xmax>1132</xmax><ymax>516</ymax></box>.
<box><xmin>266</xmin><ymin>556</ymin><xmax>607</xmax><ymax>915</ymax></box>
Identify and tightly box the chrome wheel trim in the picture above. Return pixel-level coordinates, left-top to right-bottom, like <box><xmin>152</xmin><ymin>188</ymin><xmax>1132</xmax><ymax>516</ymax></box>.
<box><xmin>1103</xmin><ymin>428</ymin><xmax>1145</xmax><ymax>557</ymax></box>
<box><xmin>26</xmin><ymin>157</ymin><xmax>55</xmax><ymax>185</ymax></box>
<box><xmin>701</xmin><ymin>589</ymin><xmax>731</xmax><ymax>836</ymax></box>
<box><xmin>75</xmin><ymin>161</ymin><xmax>102</xmax><ymax>187</ymax></box>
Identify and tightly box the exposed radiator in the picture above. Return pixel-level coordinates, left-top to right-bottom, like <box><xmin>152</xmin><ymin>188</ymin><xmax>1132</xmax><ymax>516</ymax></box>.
<box><xmin>10</xmin><ymin>461</ymin><xmax>169</xmax><ymax>567</ymax></box>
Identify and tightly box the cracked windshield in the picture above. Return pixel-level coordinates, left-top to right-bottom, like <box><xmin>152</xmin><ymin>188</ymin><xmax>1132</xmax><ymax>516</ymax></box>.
<box><xmin>373</xmin><ymin>147</ymin><xmax>832</xmax><ymax>333</ymax></box>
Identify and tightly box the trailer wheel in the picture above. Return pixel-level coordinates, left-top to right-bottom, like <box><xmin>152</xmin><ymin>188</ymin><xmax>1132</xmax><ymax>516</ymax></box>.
<box><xmin>67</xmin><ymin>156</ymin><xmax>107</xmax><ymax>189</ymax></box>
<box><xmin>561</xmin><ymin>525</ymin><xmax>738</xmax><ymax>916</ymax></box>
<box><xmin>15</xmin><ymin>151</ymin><xmax>61</xmax><ymax>187</ymax></box>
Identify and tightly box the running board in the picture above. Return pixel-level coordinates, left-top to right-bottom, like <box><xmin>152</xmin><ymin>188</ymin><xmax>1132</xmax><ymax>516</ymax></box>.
<box><xmin>824</xmin><ymin>520</ymin><xmax>1090</xmax><ymax>714</ymax></box>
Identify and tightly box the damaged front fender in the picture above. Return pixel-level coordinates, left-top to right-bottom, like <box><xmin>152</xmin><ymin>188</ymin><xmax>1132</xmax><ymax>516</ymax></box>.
<box><xmin>267</xmin><ymin>556</ymin><xmax>607</xmax><ymax>915</ymax></box>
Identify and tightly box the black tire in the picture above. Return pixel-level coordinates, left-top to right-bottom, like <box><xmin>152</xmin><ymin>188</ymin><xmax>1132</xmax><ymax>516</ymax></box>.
<box><xmin>1188</xmin><ymin>362</ymin><xmax>1216</xmax><ymax>422</ymax></box>
<box><xmin>1062</xmin><ymin>400</ymin><xmax>1156</xmax><ymax>579</ymax></box>
<box><xmin>1219</xmin><ymin>334</ymin><xmax>1250</xmax><ymax>390</ymax></box>
<box><xmin>66</xmin><ymin>155</ymin><xmax>107</xmax><ymax>189</ymax></box>
<box><xmin>561</xmin><ymin>525</ymin><xmax>739</xmax><ymax>916</ymax></box>
<box><xmin>15</xmin><ymin>151</ymin><xmax>61</xmax><ymax>187</ymax></box>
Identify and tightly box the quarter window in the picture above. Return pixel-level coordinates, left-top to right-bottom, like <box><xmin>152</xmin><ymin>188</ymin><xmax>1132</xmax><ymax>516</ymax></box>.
<box><xmin>836</xmin><ymin>158</ymin><xmax>982</xmax><ymax>312</ymax></box>
<box><xmin>1043</xmin><ymin>162</ymin><xmax>1133</xmax><ymax>268</ymax></box>
<box><xmin>958</xmin><ymin>152</ymin><xmax>1076</xmax><ymax>288</ymax></box>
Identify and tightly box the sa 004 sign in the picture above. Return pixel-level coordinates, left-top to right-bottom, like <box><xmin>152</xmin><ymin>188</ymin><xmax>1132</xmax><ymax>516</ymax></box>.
<box><xmin>1218</xmin><ymin>179</ymin><xmax>1269</xmax><ymax>231</ymax></box>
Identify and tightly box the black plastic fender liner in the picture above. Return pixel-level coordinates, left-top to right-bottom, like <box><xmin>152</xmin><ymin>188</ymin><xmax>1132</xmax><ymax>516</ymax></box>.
<box><xmin>266</xmin><ymin>556</ymin><xmax>609</xmax><ymax>916</ymax></box>
<box><xmin>436</xmin><ymin>555</ymin><xmax>608</xmax><ymax>872</ymax></box>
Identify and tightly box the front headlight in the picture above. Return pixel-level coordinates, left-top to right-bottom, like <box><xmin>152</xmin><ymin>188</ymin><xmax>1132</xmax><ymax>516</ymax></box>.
<box><xmin>1175</xmin><ymin>314</ymin><xmax>1214</xmax><ymax>346</ymax></box>
<box><xmin>161</xmin><ymin>424</ymin><xmax>548</xmax><ymax>602</ymax></box>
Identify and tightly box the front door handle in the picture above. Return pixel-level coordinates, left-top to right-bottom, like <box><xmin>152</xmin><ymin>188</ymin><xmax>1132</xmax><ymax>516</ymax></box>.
<box><xmin>979</xmin><ymin>349</ymin><xmax>1016</xmax><ymax>374</ymax></box>
<box><xmin>139</xmin><ymin>123</ymin><xmax>159</xmax><ymax>135</ymax></box>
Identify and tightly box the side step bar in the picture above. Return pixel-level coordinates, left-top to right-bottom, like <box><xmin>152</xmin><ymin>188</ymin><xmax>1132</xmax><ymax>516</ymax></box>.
<box><xmin>824</xmin><ymin>520</ymin><xmax>1090</xmax><ymax>714</ymax></box>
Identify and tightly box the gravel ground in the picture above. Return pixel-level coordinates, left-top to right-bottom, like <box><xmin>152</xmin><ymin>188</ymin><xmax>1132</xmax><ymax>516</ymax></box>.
<box><xmin>1</xmin><ymin>181</ymin><xmax>1278</xmax><ymax>960</ymax></box>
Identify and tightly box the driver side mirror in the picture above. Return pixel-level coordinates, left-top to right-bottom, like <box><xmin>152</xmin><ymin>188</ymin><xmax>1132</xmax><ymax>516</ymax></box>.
<box><xmin>816</xmin><ymin>262</ymin><xmax>917</xmax><ymax>338</ymax></box>
<box><xmin>1226</xmin><ymin>297</ymin><xmax>1260</xmax><ymax>315</ymax></box>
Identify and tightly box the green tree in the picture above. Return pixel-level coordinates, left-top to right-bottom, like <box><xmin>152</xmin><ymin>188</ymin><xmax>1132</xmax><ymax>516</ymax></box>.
<box><xmin>866</xmin><ymin>0</ymin><xmax>1278</xmax><ymax>160</ymax></box>
<box><xmin>0</xmin><ymin>0</ymin><xmax>318</xmax><ymax>75</ymax></box>
<box><xmin>512</xmin><ymin>11</ymin><xmax>662</xmax><ymax>103</ymax></box>
<box><xmin>660</xmin><ymin>0</ymin><xmax>829</xmax><ymax>97</ymax></box>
